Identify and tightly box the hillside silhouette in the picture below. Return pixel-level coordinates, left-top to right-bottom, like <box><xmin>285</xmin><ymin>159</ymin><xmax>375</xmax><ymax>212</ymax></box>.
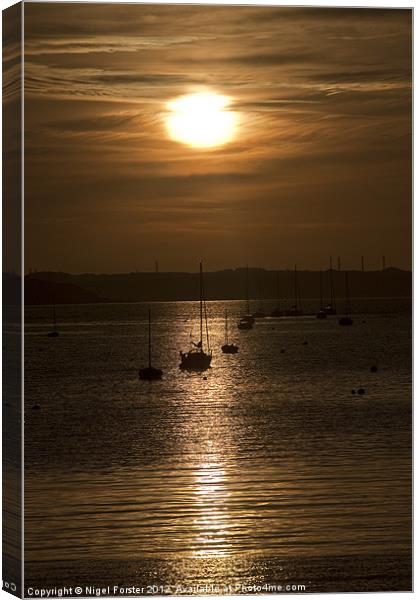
<box><xmin>4</xmin><ymin>273</ymin><xmax>106</xmax><ymax>305</ymax></box>
<box><xmin>16</xmin><ymin>268</ymin><xmax>412</xmax><ymax>305</ymax></box>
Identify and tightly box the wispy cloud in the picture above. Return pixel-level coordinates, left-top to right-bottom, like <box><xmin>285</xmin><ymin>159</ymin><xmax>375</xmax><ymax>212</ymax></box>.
<box><xmin>24</xmin><ymin>4</ymin><xmax>412</xmax><ymax>272</ymax></box>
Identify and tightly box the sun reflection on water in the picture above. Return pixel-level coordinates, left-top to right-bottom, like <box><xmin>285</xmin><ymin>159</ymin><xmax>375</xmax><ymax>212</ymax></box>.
<box><xmin>192</xmin><ymin>462</ymin><xmax>233</xmax><ymax>557</ymax></box>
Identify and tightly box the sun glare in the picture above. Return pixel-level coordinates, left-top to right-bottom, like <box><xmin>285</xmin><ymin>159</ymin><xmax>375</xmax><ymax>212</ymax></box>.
<box><xmin>165</xmin><ymin>92</ymin><xmax>238</xmax><ymax>148</ymax></box>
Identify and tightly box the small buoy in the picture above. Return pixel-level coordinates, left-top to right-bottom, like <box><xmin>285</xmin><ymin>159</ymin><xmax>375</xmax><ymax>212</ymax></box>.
<box><xmin>357</xmin><ymin>388</ymin><xmax>366</xmax><ymax>395</ymax></box>
<box><xmin>303</xmin><ymin>341</ymin><xmax>308</xmax><ymax>345</ymax></box>
<box><xmin>280</xmin><ymin>349</ymin><xmax>285</xmax><ymax>354</ymax></box>
<box><xmin>351</xmin><ymin>389</ymin><xmax>356</xmax><ymax>395</ymax></box>
<box><xmin>203</xmin><ymin>376</ymin><xmax>207</xmax><ymax>381</ymax></box>
<box><xmin>370</xmin><ymin>365</ymin><xmax>378</xmax><ymax>373</ymax></box>
<box><xmin>32</xmin><ymin>404</ymin><xmax>40</xmax><ymax>410</ymax></box>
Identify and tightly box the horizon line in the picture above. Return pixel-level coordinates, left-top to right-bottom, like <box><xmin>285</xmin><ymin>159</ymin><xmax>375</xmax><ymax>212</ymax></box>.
<box><xmin>8</xmin><ymin>266</ymin><xmax>413</xmax><ymax>277</ymax></box>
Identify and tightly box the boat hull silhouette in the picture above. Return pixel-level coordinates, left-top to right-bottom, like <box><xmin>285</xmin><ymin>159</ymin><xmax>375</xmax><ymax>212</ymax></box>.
<box><xmin>222</xmin><ymin>343</ymin><xmax>238</xmax><ymax>354</ymax></box>
<box><xmin>180</xmin><ymin>350</ymin><xmax>212</xmax><ymax>370</ymax></box>
<box><xmin>139</xmin><ymin>366</ymin><xmax>163</xmax><ymax>380</ymax></box>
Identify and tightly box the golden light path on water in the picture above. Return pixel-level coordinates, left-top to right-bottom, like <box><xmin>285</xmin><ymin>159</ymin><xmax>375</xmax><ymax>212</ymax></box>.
<box><xmin>193</xmin><ymin>463</ymin><xmax>232</xmax><ymax>557</ymax></box>
<box><xmin>179</xmin><ymin>337</ymin><xmax>239</xmax><ymax>559</ymax></box>
<box><xmin>23</xmin><ymin>300</ymin><xmax>412</xmax><ymax>591</ymax></box>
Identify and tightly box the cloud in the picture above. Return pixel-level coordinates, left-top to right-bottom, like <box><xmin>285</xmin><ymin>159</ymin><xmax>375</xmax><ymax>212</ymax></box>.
<box><xmin>23</xmin><ymin>4</ymin><xmax>412</xmax><ymax>271</ymax></box>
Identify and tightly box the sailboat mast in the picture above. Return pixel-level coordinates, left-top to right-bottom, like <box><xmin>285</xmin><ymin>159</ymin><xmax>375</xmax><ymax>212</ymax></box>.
<box><xmin>246</xmin><ymin>265</ymin><xmax>250</xmax><ymax>314</ymax></box>
<box><xmin>294</xmin><ymin>265</ymin><xmax>298</xmax><ymax>308</ymax></box>
<box><xmin>345</xmin><ymin>272</ymin><xmax>351</xmax><ymax>316</ymax></box>
<box><xmin>53</xmin><ymin>304</ymin><xmax>56</xmax><ymax>330</ymax></box>
<box><xmin>148</xmin><ymin>309</ymin><xmax>152</xmax><ymax>367</ymax></box>
<box><xmin>225</xmin><ymin>310</ymin><xmax>229</xmax><ymax>344</ymax></box>
<box><xmin>199</xmin><ymin>262</ymin><xmax>203</xmax><ymax>346</ymax></box>
<box><xmin>320</xmin><ymin>271</ymin><xmax>323</xmax><ymax>308</ymax></box>
<box><xmin>329</xmin><ymin>256</ymin><xmax>335</xmax><ymax>309</ymax></box>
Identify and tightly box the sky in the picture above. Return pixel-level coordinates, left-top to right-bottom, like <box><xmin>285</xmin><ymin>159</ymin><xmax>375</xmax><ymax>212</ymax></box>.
<box><xmin>24</xmin><ymin>3</ymin><xmax>412</xmax><ymax>273</ymax></box>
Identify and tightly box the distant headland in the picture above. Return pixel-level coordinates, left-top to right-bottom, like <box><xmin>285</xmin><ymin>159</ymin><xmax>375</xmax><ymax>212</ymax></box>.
<box><xmin>2</xmin><ymin>268</ymin><xmax>412</xmax><ymax>306</ymax></box>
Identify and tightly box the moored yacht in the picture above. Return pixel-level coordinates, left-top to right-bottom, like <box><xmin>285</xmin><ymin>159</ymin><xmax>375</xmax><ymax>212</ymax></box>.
<box><xmin>284</xmin><ymin>265</ymin><xmax>303</xmax><ymax>316</ymax></box>
<box><xmin>271</xmin><ymin>271</ymin><xmax>283</xmax><ymax>317</ymax></box>
<box><xmin>339</xmin><ymin>272</ymin><xmax>354</xmax><ymax>326</ymax></box>
<box><xmin>253</xmin><ymin>275</ymin><xmax>266</xmax><ymax>318</ymax></box>
<box><xmin>316</xmin><ymin>271</ymin><xmax>328</xmax><ymax>319</ymax></box>
<box><xmin>180</xmin><ymin>262</ymin><xmax>212</xmax><ymax>370</ymax></box>
<box><xmin>325</xmin><ymin>257</ymin><xmax>337</xmax><ymax>315</ymax></box>
<box><xmin>237</xmin><ymin>265</ymin><xmax>255</xmax><ymax>330</ymax></box>
<box><xmin>139</xmin><ymin>309</ymin><xmax>163</xmax><ymax>380</ymax></box>
<box><xmin>221</xmin><ymin>310</ymin><xmax>238</xmax><ymax>354</ymax></box>
<box><xmin>47</xmin><ymin>305</ymin><xmax>59</xmax><ymax>337</ymax></box>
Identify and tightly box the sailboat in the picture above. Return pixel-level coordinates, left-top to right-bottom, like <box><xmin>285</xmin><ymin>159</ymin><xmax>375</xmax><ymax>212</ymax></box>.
<box><xmin>339</xmin><ymin>272</ymin><xmax>353</xmax><ymax>326</ymax></box>
<box><xmin>47</xmin><ymin>304</ymin><xmax>59</xmax><ymax>337</ymax></box>
<box><xmin>237</xmin><ymin>265</ymin><xmax>255</xmax><ymax>330</ymax></box>
<box><xmin>324</xmin><ymin>257</ymin><xmax>337</xmax><ymax>315</ymax></box>
<box><xmin>284</xmin><ymin>265</ymin><xmax>303</xmax><ymax>316</ymax></box>
<box><xmin>253</xmin><ymin>274</ymin><xmax>266</xmax><ymax>318</ymax></box>
<box><xmin>180</xmin><ymin>262</ymin><xmax>212</xmax><ymax>370</ymax></box>
<box><xmin>139</xmin><ymin>309</ymin><xmax>163</xmax><ymax>380</ymax></box>
<box><xmin>271</xmin><ymin>271</ymin><xmax>283</xmax><ymax>317</ymax></box>
<box><xmin>221</xmin><ymin>310</ymin><xmax>238</xmax><ymax>354</ymax></box>
<box><xmin>316</xmin><ymin>271</ymin><xmax>327</xmax><ymax>319</ymax></box>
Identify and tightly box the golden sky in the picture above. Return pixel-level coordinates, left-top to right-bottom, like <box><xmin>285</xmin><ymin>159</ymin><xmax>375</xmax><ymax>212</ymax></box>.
<box><xmin>24</xmin><ymin>4</ymin><xmax>412</xmax><ymax>273</ymax></box>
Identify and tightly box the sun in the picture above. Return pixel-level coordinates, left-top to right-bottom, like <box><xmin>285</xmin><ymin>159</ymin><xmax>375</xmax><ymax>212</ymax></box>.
<box><xmin>165</xmin><ymin>92</ymin><xmax>238</xmax><ymax>149</ymax></box>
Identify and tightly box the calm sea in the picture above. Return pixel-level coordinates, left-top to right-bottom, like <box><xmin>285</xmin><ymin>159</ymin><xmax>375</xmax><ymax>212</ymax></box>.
<box><xmin>23</xmin><ymin>298</ymin><xmax>411</xmax><ymax>593</ymax></box>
